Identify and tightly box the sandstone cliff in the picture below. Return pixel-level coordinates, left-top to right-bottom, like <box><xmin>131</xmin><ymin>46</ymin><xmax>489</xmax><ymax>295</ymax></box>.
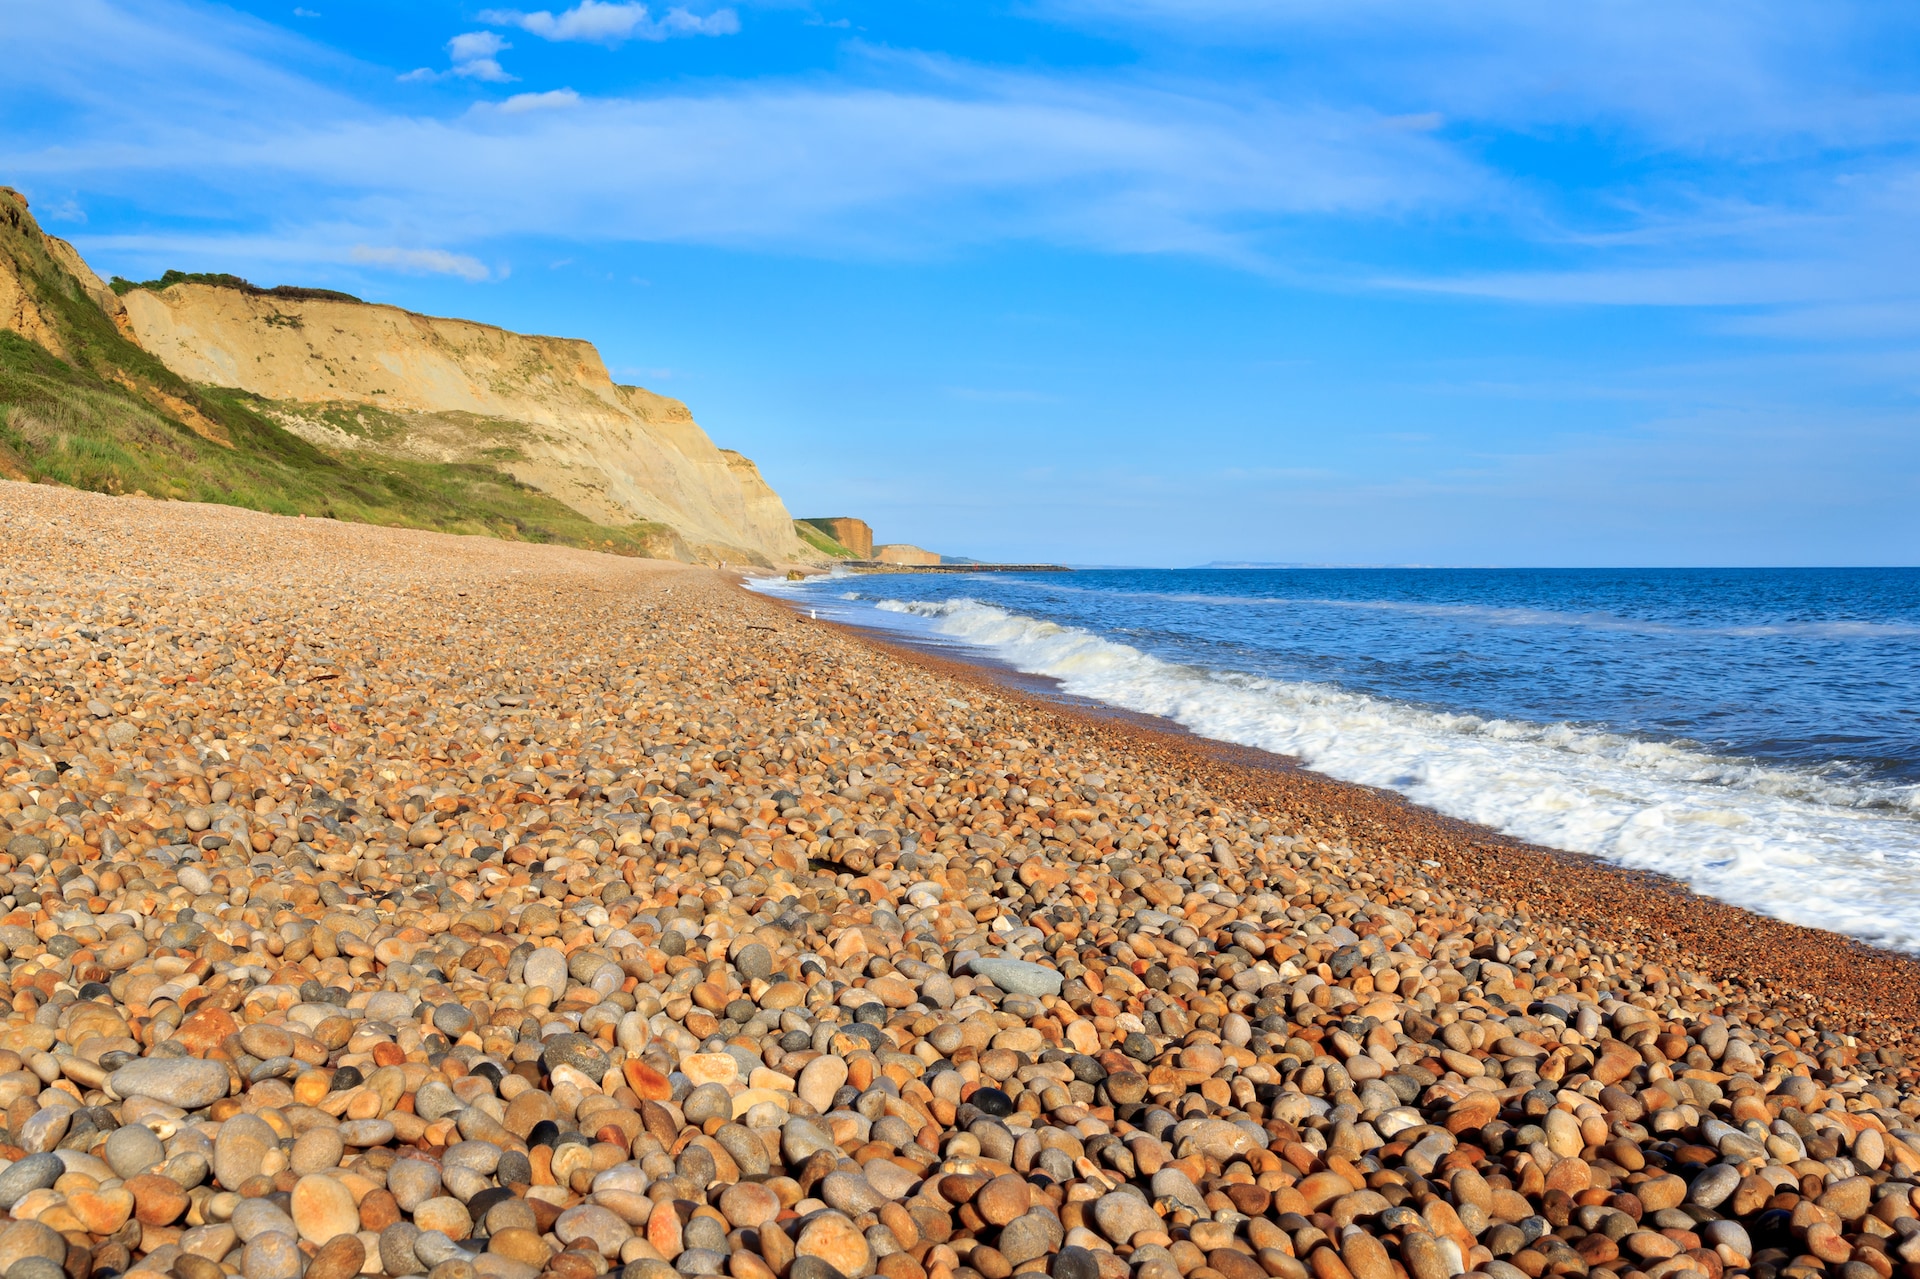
<box><xmin>0</xmin><ymin>190</ymin><xmax>99</xmax><ymax>361</ymax></box>
<box><xmin>798</xmin><ymin>516</ymin><xmax>873</xmax><ymax>559</ymax></box>
<box><xmin>1</xmin><ymin>188</ymin><xmax>717</xmax><ymax>557</ymax></box>
<box><xmin>875</xmin><ymin>543</ymin><xmax>942</xmax><ymax>566</ymax></box>
<box><xmin>115</xmin><ymin>282</ymin><xmax>802</xmax><ymax>564</ymax></box>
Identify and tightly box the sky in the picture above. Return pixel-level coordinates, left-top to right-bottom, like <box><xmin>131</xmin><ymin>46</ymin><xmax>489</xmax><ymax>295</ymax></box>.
<box><xmin>4</xmin><ymin>0</ymin><xmax>1920</xmax><ymax>566</ymax></box>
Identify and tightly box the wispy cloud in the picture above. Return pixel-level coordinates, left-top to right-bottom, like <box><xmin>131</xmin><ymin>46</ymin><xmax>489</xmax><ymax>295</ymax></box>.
<box><xmin>402</xmin><ymin>30</ymin><xmax>516</xmax><ymax>82</ymax></box>
<box><xmin>348</xmin><ymin>245</ymin><xmax>493</xmax><ymax>280</ymax></box>
<box><xmin>1045</xmin><ymin>0</ymin><xmax>1920</xmax><ymax>152</ymax></box>
<box><xmin>478</xmin><ymin>1</ymin><xmax>740</xmax><ymax>45</ymax></box>
<box><xmin>12</xmin><ymin>0</ymin><xmax>1920</xmax><ymax>342</ymax></box>
<box><xmin>498</xmin><ymin>89</ymin><xmax>582</xmax><ymax>113</ymax></box>
<box><xmin>38</xmin><ymin>199</ymin><xmax>88</xmax><ymax>224</ymax></box>
<box><xmin>449</xmin><ymin>31</ymin><xmax>514</xmax><ymax>81</ymax></box>
<box><xmin>1</xmin><ymin>18</ymin><xmax>1487</xmax><ymax>265</ymax></box>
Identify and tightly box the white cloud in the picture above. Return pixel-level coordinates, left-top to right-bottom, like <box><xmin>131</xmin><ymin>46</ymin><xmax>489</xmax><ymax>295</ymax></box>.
<box><xmin>400</xmin><ymin>31</ymin><xmax>517</xmax><ymax>82</ymax></box>
<box><xmin>349</xmin><ymin>245</ymin><xmax>493</xmax><ymax>280</ymax></box>
<box><xmin>452</xmin><ymin>59</ymin><xmax>513</xmax><ymax>80</ymax></box>
<box><xmin>499</xmin><ymin>89</ymin><xmax>582</xmax><ymax>113</ymax></box>
<box><xmin>479</xmin><ymin>1</ymin><xmax>740</xmax><ymax>44</ymax></box>
<box><xmin>446</xmin><ymin>30</ymin><xmax>515</xmax><ymax>81</ymax></box>
<box><xmin>14</xmin><ymin>0</ymin><xmax>1920</xmax><ymax>338</ymax></box>
<box><xmin>449</xmin><ymin>31</ymin><xmax>509</xmax><ymax>61</ymax></box>
<box><xmin>5</xmin><ymin>23</ymin><xmax>1487</xmax><ymax>264</ymax></box>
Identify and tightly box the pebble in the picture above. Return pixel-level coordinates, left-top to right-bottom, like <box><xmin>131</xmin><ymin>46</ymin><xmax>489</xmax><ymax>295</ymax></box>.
<box><xmin>413</xmin><ymin>1198</ymin><xmax>473</xmax><ymax>1240</ymax></box>
<box><xmin>734</xmin><ymin>942</ymin><xmax>773</xmax><ymax>980</ymax></box>
<box><xmin>0</xmin><ymin>485</ymin><xmax>1919</xmax><ymax>1279</ymax></box>
<box><xmin>5</xmin><ymin>1259</ymin><xmax>64</xmax><ymax>1279</ymax></box>
<box><xmin>381</xmin><ymin>1223</ymin><xmax>425</xmax><ymax>1276</ymax></box>
<box><xmin>291</xmin><ymin>1126</ymin><xmax>346</xmax><ymax>1175</ymax></box>
<box><xmin>383</xmin><ymin>1158</ymin><xmax>438</xmax><ymax>1211</ymax></box>
<box><xmin>720</xmin><ymin>1182</ymin><xmax>781</xmax><ymax>1229</ymax></box>
<box><xmin>522</xmin><ymin>947</ymin><xmax>568</xmax><ymax>995</ymax></box>
<box><xmin>412</xmin><ymin>1231</ymin><xmax>469</xmax><ymax>1268</ymax></box>
<box><xmin>554</xmin><ymin>1204</ymin><xmax>631</xmax><ymax>1257</ymax></box>
<box><xmin>1093</xmin><ymin>1193</ymin><xmax>1160</xmax><ymax>1245</ymax></box>
<box><xmin>0</xmin><ymin>1156</ymin><xmax>61</xmax><ymax>1209</ymax></box>
<box><xmin>796</xmin><ymin>1054</ymin><xmax>849</xmax><ymax>1113</ymax></box>
<box><xmin>797</xmin><ymin>1213</ymin><xmax>872</xmax><ymax>1278</ymax></box>
<box><xmin>214</xmin><ymin>1112</ymin><xmax>278</xmax><ymax>1189</ymax></box>
<box><xmin>968</xmin><ymin>956</ymin><xmax>1065</xmax><ymax>997</ymax></box>
<box><xmin>243</xmin><ymin>1232</ymin><xmax>306</xmax><ymax>1279</ymax></box>
<box><xmin>126</xmin><ymin>1172</ymin><xmax>188</xmax><ymax>1225</ymax></box>
<box><xmin>107</xmin><ymin>1058</ymin><xmax>231</xmax><ymax>1109</ymax></box>
<box><xmin>820</xmin><ymin>1171</ymin><xmax>886</xmax><ymax>1215</ymax></box>
<box><xmin>101</xmin><ymin>1123</ymin><xmax>165</xmax><ymax>1178</ymax></box>
<box><xmin>308</xmin><ymin>1235</ymin><xmax>369</xmax><ymax>1279</ymax></box>
<box><xmin>975</xmin><ymin>1173</ymin><xmax>1030</xmax><ymax>1226</ymax></box>
<box><xmin>290</xmin><ymin>1174</ymin><xmax>362</xmax><ymax>1244</ymax></box>
<box><xmin>0</xmin><ymin>1222</ymin><xmax>65</xmax><ymax>1273</ymax></box>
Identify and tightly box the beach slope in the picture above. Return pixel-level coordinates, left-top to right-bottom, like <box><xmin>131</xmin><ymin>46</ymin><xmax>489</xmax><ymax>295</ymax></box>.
<box><xmin>3</xmin><ymin>480</ymin><xmax>1918</xmax><ymax>1279</ymax></box>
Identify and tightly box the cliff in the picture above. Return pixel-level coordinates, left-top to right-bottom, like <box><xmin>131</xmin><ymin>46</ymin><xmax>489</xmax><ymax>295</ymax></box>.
<box><xmin>0</xmin><ymin>186</ymin><xmax>813</xmax><ymax>565</ymax></box>
<box><xmin>798</xmin><ymin>516</ymin><xmax>873</xmax><ymax>559</ymax></box>
<box><xmin>875</xmin><ymin>543</ymin><xmax>942</xmax><ymax>566</ymax></box>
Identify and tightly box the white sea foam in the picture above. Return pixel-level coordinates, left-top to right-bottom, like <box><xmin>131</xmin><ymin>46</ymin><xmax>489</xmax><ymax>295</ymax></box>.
<box><xmin>861</xmin><ymin>595</ymin><xmax>1920</xmax><ymax>951</ymax></box>
<box><xmin>1029</xmin><ymin>581</ymin><xmax>1920</xmax><ymax>639</ymax></box>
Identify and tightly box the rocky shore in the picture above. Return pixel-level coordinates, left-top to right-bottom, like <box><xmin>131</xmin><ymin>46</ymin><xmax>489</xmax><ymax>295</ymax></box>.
<box><xmin>3</xmin><ymin>482</ymin><xmax>1919</xmax><ymax>1279</ymax></box>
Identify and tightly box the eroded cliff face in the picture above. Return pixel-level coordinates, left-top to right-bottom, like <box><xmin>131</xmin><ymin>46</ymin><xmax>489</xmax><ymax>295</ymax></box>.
<box><xmin>0</xmin><ymin>190</ymin><xmax>89</xmax><ymax>361</ymax></box>
<box><xmin>115</xmin><ymin>281</ymin><xmax>802</xmax><ymax>564</ymax></box>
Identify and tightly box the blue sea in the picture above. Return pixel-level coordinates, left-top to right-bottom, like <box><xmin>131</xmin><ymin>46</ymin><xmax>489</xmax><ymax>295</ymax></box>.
<box><xmin>752</xmin><ymin>567</ymin><xmax>1920</xmax><ymax>951</ymax></box>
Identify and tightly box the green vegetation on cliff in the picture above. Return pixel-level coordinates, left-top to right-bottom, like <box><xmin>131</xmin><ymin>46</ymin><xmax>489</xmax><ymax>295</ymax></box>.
<box><xmin>108</xmin><ymin>268</ymin><xmax>362</xmax><ymax>304</ymax></box>
<box><xmin>794</xmin><ymin>520</ymin><xmax>860</xmax><ymax>558</ymax></box>
<box><xmin>0</xmin><ymin>194</ymin><xmax>682</xmax><ymax>558</ymax></box>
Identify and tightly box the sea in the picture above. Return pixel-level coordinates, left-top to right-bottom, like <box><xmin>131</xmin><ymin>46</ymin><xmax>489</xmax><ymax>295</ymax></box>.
<box><xmin>750</xmin><ymin>566</ymin><xmax>1920</xmax><ymax>953</ymax></box>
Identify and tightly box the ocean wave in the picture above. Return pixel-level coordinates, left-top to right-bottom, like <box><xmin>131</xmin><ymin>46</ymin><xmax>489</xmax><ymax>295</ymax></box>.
<box><xmin>870</xmin><ymin>595</ymin><xmax>1920</xmax><ymax>951</ymax></box>
<box><xmin>1011</xmin><ymin>582</ymin><xmax>1920</xmax><ymax>640</ymax></box>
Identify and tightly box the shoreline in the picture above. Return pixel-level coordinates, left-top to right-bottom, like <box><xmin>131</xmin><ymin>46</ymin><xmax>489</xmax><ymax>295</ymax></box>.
<box><xmin>765</xmin><ymin>594</ymin><xmax>1920</xmax><ymax>1050</ymax></box>
<box><xmin>8</xmin><ymin>482</ymin><xmax>1920</xmax><ymax>1279</ymax></box>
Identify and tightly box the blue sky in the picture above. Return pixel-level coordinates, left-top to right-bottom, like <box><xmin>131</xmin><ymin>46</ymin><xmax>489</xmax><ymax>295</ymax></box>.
<box><xmin>4</xmin><ymin>0</ymin><xmax>1919</xmax><ymax>565</ymax></box>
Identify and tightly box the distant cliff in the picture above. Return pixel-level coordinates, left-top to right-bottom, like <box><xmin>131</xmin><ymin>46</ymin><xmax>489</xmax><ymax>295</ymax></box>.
<box><xmin>798</xmin><ymin>516</ymin><xmax>872</xmax><ymax>559</ymax></box>
<box><xmin>875</xmin><ymin>543</ymin><xmax>941</xmax><ymax>565</ymax></box>
<box><xmin>0</xmin><ymin>186</ymin><xmax>816</xmax><ymax>565</ymax></box>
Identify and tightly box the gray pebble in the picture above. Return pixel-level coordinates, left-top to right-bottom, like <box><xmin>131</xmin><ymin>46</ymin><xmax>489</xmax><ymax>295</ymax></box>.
<box><xmin>242</xmin><ymin>1232</ymin><xmax>304</xmax><ymax>1279</ymax></box>
<box><xmin>966</xmin><ymin>957</ymin><xmax>1063</xmax><ymax>997</ymax></box>
<box><xmin>0</xmin><ymin>1154</ymin><xmax>64</xmax><ymax>1209</ymax></box>
<box><xmin>231</xmin><ymin>1199</ymin><xmax>298</xmax><ymax>1243</ymax></box>
<box><xmin>103</xmin><ymin>1125</ymin><xmax>166</xmax><ymax>1178</ymax></box>
<box><xmin>733</xmin><ymin>944</ymin><xmax>773</xmax><ymax>981</ymax></box>
<box><xmin>389</xmin><ymin>1158</ymin><xmax>443</xmax><ymax>1212</ymax></box>
<box><xmin>7</xmin><ymin>1259</ymin><xmax>66</xmax><ymax>1279</ymax></box>
<box><xmin>109</xmin><ymin>1058</ymin><xmax>231</xmax><ymax>1110</ymax></box>
<box><xmin>411</xmin><ymin>1231</ymin><xmax>468</xmax><ymax>1269</ymax></box>
<box><xmin>443</xmin><ymin>1141</ymin><xmax>501</xmax><ymax>1175</ymax></box>
<box><xmin>542</xmin><ymin>1033</ymin><xmax>608</xmax><ymax>1079</ymax></box>
<box><xmin>380</xmin><ymin>1223</ymin><xmax>423</xmax><ymax>1276</ymax></box>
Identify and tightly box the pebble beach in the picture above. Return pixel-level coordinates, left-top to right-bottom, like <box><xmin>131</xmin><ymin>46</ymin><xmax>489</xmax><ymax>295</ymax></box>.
<box><xmin>2</xmin><ymin>481</ymin><xmax>1920</xmax><ymax>1279</ymax></box>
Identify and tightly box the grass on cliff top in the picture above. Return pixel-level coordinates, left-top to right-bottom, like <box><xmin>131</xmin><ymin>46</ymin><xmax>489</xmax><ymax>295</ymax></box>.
<box><xmin>0</xmin><ymin>331</ymin><xmax>680</xmax><ymax>557</ymax></box>
<box><xmin>109</xmin><ymin>269</ymin><xmax>361</xmax><ymax>305</ymax></box>
<box><xmin>795</xmin><ymin>521</ymin><xmax>859</xmax><ymax>558</ymax></box>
